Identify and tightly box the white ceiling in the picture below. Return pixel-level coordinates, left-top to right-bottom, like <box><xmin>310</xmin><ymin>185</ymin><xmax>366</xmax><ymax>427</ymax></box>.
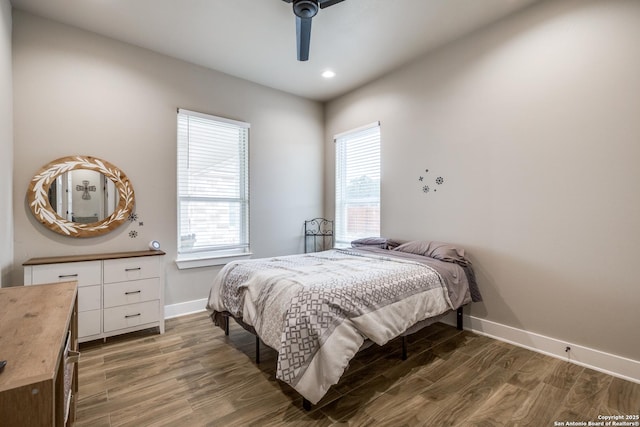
<box><xmin>10</xmin><ymin>0</ymin><xmax>540</xmax><ymax>102</ymax></box>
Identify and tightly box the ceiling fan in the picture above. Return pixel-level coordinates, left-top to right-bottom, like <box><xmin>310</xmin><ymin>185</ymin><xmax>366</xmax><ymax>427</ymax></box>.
<box><xmin>282</xmin><ymin>0</ymin><xmax>345</xmax><ymax>61</ymax></box>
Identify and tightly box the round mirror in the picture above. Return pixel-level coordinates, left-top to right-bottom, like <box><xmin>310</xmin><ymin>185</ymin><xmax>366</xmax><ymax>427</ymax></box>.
<box><xmin>28</xmin><ymin>156</ymin><xmax>135</xmax><ymax>237</ymax></box>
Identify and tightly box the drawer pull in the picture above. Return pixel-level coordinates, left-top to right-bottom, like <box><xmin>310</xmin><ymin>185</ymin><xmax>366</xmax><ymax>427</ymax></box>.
<box><xmin>66</xmin><ymin>350</ymin><xmax>81</xmax><ymax>364</ymax></box>
<box><xmin>125</xmin><ymin>313</ymin><xmax>141</xmax><ymax>318</ymax></box>
<box><xmin>58</xmin><ymin>274</ymin><xmax>79</xmax><ymax>278</ymax></box>
<box><xmin>125</xmin><ymin>290</ymin><xmax>141</xmax><ymax>295</ymax></box>
<box><xmin>125</xmin><ymin>267</ymin><xmax>142</xmax><ymax>272</ymax></box>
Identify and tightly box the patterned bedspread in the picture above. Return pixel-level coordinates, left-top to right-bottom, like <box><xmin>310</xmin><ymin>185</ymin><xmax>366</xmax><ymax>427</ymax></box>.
<box><xmin>206</xmin><ymin>249</ymin><xmax>459</xmax><ymax>404</ymax></box>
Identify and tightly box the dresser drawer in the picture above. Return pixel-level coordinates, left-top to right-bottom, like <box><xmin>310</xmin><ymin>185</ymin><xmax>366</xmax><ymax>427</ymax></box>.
<box><xmin>103</xmin><ymin>300</ymin><xmax>160</xmax><ymax>332</ymax></box>
<box><xmin>78</xmin><ymin>309</ymin><xmax>101</xmax><ymax>338</ymax></box>
<box><xmin>78</xmin><ymin>284</ymin><xmax>101</xmax><ymax>311</ymax></box>
<box><xmin>30</xmin><ymin>261</ymin><xmax>101</xmax><ymax>287</ymax></box>
<box><xmin>103</xmin><ymin>257</ymin><xmax>160</xmax><ymax>284</ymax></box>
<box><xmin>103</xmin><ymin>278</ymin><xmax>160</xmax><ymax>308</ymax></box>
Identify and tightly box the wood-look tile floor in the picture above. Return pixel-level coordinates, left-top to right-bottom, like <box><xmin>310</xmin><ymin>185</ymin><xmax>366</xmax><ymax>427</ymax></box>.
<box><xmin>76</xmin><ymin>312</ymin><xmax>640</xmax><ymax>427</ymax></box>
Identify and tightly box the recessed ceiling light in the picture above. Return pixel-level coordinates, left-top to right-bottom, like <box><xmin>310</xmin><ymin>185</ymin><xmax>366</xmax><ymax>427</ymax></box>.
<box><xmin>322</xmin><ymin>70</ymin><xmax>336</xmax><ymax>79</ymax></box>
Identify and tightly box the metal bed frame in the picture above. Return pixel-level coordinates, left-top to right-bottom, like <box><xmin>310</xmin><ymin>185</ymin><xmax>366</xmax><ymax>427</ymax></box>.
<box><xmin>304</xmin><ymin>218</ymin><xmax>334</xmax><ymax>253</ymax></box>
<box><xmin>214</xmin><ymin>306</ymin><xmax>464</xmax><ymax>411</ymax></box>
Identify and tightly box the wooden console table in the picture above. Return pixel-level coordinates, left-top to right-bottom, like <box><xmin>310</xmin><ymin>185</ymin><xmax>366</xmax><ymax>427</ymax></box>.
<box><xmin>0</xmin><ymin>282</ymin><xmax>79</xmax><ymax>426</ymax></box>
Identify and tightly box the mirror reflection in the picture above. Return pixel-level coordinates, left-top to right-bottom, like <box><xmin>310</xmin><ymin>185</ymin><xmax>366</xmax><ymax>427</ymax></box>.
<box><xmin>47</xmin><ymin>170</ymin><xmax>119</xmax><ymax>224</ymax></box>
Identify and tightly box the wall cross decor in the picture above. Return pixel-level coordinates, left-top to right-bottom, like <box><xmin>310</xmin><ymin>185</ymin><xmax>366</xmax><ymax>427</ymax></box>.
<box><xmin>76</xmin><ymin>180</ymin><xmax>97</xmax><ymax>200</ymax></box>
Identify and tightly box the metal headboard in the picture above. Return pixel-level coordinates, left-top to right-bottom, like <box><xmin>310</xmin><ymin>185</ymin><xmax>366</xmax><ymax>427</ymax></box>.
<box><xmin>304</xmin><ymin>218</ymin><xmax>334</xmax><ymax>253</ymax></box>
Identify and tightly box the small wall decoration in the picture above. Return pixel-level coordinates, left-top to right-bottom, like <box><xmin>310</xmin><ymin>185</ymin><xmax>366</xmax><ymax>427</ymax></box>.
<box><xmin>127</xmin><ymin>212</ymin><xmax>144</xmax><ymax>238</ymax></box>
<box><xmin>418</xmin><ymin>168</ymin><xmax>445</xmax><ymax>195</ymax></box>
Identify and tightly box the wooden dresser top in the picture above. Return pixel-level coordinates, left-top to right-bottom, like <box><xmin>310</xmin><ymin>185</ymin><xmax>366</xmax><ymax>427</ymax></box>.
<box><xmin>23</xmin><ymin>249</ymin><xmax>165</xmax><ymax>266</ymax></box>
<box><xmin>0</xmin><ymin>282</ymin><xmax>77</xmax><ymax>392</ymax></box>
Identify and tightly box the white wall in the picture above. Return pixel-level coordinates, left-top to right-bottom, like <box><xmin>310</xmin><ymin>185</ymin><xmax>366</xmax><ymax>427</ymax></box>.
<box><xmin>12</xmin><ymin>11</ymin><xmax>324</xmax><ymax>304</ymax></box>
<box><xmin>0</xmin><ymin>0</ymin><xmax>12</xmax><ymax>287</ymax></box>
<box><xmin>325</xmin><ymin>0</ymin><xmax>640</xmax><ymax>362</ymax></box>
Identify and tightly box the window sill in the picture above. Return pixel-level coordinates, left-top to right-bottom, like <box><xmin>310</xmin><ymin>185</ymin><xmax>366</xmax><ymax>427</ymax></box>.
<box><xmin>175</xmin><ymin>251</ymin><xmax>252</xmax><ymax>270</ymax></box>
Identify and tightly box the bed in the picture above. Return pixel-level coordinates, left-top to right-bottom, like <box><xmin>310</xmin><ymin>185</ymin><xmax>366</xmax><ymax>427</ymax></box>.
<box><xmin>206</xmin><ymin>239</ymin><xmax>482</xmax><ymax>408</ymax></box>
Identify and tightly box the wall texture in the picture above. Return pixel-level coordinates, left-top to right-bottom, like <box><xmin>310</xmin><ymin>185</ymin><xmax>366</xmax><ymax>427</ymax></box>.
<box><xmin>12</xmin><ymin>11</ymin><xmax>324</xmax><ymax>303</ymax></box>
<box><xmin>325</xmin><ymin>0</ymin><xmax>640</xmax><ymax>361</ymax></box>
<box><xmin>0</xmin><ymin>0</ymin><xmax>12</xmax><ymax>287</ymax></box>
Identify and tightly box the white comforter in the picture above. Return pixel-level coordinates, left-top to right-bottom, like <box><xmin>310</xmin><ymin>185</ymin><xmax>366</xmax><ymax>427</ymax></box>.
<box><xmin>206</xmin><ymin>249</ymin><xmax>455</xmax><ymax>404</ymax></box>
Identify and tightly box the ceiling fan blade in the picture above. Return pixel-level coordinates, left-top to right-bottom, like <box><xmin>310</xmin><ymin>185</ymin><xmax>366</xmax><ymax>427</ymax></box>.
<box><xmin>318</xmin><ymin>0</ymin><xmax>344</xmax><ymax>9</ymax></box>
<box><xmin>296</xmin><ymin>15</ymin><xmax>312</xmax><ymax>61</ymax></box>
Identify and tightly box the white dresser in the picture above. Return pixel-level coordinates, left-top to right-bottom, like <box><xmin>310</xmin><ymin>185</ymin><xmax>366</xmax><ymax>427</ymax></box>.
<box><xmin>23</xmin><ymin>250</ymin><xmax>165</xmax><ymax>343</ymax></box>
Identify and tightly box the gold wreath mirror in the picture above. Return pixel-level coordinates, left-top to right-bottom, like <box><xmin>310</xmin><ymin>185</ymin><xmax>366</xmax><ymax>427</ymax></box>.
<box><xmin>27</xmin><ymin>156</ymin><xmax>135</xmax><ymax>237</ymax></box>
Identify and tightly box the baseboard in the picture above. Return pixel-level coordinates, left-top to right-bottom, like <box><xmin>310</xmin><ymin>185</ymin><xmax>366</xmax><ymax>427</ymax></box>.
<box><xmin>164</xmin><ymin>300</ymin><xmax>639</xmax><ymax>384</ymax></box>
<box><xmin>441</xmin><ymin>312</ymin><xmax>640</xmax><ymax>384</ymax></box>
<box><xmin>164</xmin><ymin>298</ymin><xmax>208</xmax><ymax>319</ymax></box>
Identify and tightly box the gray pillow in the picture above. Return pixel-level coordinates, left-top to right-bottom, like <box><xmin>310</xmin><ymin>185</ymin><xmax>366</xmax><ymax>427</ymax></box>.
<box><xmin>351</xmin><ymin>237</ymin><xmax>389</xmax><ymax>249</ymax></box>
<box><xmin>385</xmin><ymin>238</ymin><xmax>405</xmax><ymax>250</ymax></box>
<box><xmin>392</xmin><ymin>240</ymin><xmax>470</xmax><ymax>265</ymax></box>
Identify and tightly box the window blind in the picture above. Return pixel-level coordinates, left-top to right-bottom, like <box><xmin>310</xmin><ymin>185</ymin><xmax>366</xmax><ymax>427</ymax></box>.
<box><xmin>177</xmin><ymin>109</ymin><xmax>250</xmax><ymax>255</ymax></box>
<box><xmin>335</xmin><ymin>122</ymin><xmax>381</xmax><ymax>246</ymax></box>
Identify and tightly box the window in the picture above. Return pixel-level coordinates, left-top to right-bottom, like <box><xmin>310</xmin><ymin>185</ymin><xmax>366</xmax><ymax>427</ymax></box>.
<box><xmin>335</xmin><ymin>122</ymin><xmax>381</xmax><ymax>246</ymax></box>
<box><xmin>176</xmin><ymin>109</ymin><xmax>250</xmax><ymax>268</ymax></box>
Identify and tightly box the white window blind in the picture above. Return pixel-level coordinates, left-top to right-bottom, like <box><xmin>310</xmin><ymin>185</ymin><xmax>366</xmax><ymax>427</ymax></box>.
<box><xmin>335</xmin><ymin>122</ymin><xmax>381</xmax><ymax>246</ymax></box>
<box><xmin>177</xmin><ymin>109</ymin><xmax>250</xmax><ymax>257</ymax></box>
